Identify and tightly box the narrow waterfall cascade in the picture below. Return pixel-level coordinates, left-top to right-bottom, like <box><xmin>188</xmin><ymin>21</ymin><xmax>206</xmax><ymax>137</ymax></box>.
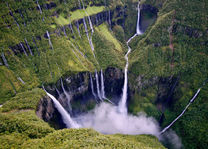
<box><xmin>1</xmin><ymin>52</ymin><xmax>9</xmax><ymax>67</ymax></box>
<box><xmin>108</xmin><ymin>10</ymin><xmax>111</xmax><ymax>29</ymax></box>
<box><xmin>61</xmin><ymin>79</ymin><xmax>72</xmax><ymax>111</ymax></box>
<box><xmin>100</xmin><ymin>69</ymin><xmax>106</xmax><ymax>99</ymax></box>
<box><xmin>46</xmin><ymin>30</ymin><xmax>53</xmax><ymax>49</ymax></box>
<box><xmin>76</xmin><ymin>21</ymin><xmax>81</xmax><ymax>38</ymax></box>
<box><xmin>46</xmin><ymin>91</ymin><xmax>80</xmax><ymax>128</ymax></box>
<box><xmin>36</xmin><ymin>0</ymin><xmax>42</xmax><ymax>14</ymax></box>
<box><xmin>118</xmin><ymin>2</ymin><xmax>142</xmax><ymax>114</ymax></box>
<box><xmin>160</xmin><ymin>88</ymin><xmax>201</xmax><ymax>134</ymax></box>
<box><xmin>17</xmin><ymin>77</ymin><xmax>25</xmax><ymax>84</ymax></box>
<box><xmin>90</xmin><ymin>73</ymin><xmax>97</xmax><ymax>98</ymax></box>
<box><xmin>136</xmin><ymin>2</ymin><xmax>143</xmax><ymax>35</ymax></box>
<box><xmin>81</xmin><ymin>0</ymin><xmax>95</xmax><ymax>53</ymax></box>
<box><xmin>62</xmin><ymin>26</ymin><xmax>67</xmax><ymax>37</ymax></box>
<box><xmin>20</xmin><ymin>43</ymin><xmax>28</xmax><ymax>56</ymax></box>
<box><xmin>55</xmin><ymin>87</ymin><xmax>61</xmax><ymax>97</ymax></box>
<box><xmin>95</xmin><ymin>70</ymin><xmax>102</xmax><ymax>100</ymax></box>
<box><xmin>24</xmin><ymin>38</ymin><xmax>33</xmax><ymax>56</ymax></box>
<box><xmin>69</xmin><ymin>22</ymin><xmax>75</xmax><ymax>35</ymax></box>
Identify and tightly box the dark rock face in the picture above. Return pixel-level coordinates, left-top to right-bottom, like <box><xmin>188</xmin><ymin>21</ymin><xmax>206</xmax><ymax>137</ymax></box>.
<box><xmin>36</xmin><ymin>96</ymin><xmax>66</xmax><ymax>129</ymax></box>
<box><xmin>172</xmin><ymin>24</ymin><xmax>203</xmax><ymax>38</ymax></box>
<box><xmin>38</xmin><ymin>67</ymin><xmax>125</xmax><ymax>128</ymax></box>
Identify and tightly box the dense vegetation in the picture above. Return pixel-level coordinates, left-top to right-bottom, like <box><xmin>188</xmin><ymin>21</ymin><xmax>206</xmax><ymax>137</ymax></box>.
<box><xmin>128</xmin><ymin>0</ymin><xmax>208</xmax><ymax>148</ymax></box>
<box><xmin>0</xmin><ymin>0</ymin><xmax>207</xmax><ymax>148</ymax></box>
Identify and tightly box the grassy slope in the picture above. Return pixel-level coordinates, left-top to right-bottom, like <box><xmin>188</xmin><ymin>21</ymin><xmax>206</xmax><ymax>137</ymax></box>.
<box><xmin>0</xmin><ymin>90</ymin><xmax>165</xmax><ymax>149</ymax></box>
<box><xmin>128</xmin><ymin>0</ymin><xmax>208</xmax><ymax>148</ymax></box>
<box><xmin>0</xmin><ymin>0</ymin><xmax>125</xmax><ymax>104</ymax></box>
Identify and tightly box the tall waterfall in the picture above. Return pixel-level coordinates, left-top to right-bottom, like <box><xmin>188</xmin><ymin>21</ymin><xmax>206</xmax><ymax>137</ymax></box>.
<box><xmin>95</xmin><ymin>70</ymin><xmax>102</xmax><ymax>100</ymax></box>
<box><xmin>36</xmin><ymin>0</ymin><xmax>42</xmax><ymax>14</ymax></box>
<box><xmin>1</xmin><ymin>52</ymin><xmax>9</xmax><ymax>67</ymax></box>
<box><xmin>118</xmin><ymin>1</ymin><xmax>142</xmax><ymax>114</ymax></box>
<box><xmin>24</xmin><ymin>38</ymin><xmax>33</xmax><ymax>56</ymax></box>
<box><xmin>46</xmin><ymin>91</ymin><xmax>80</xmax><ymax>128</ymax></box>
<box><xmin>136</xmin><ymin>2</ymin><xmax>142</xmax><ymax>35</ymax></box>
<box><xmin>76</xmin><ymin>21</ymin><xmax>81</xmax><ymax>38</ymax></box>
<box><xmin>20</xmin><ymin>43</ymin><xmax>28</xmax><ymax>56</ymax></box>
<box><xmin>46</xmin><ymin>31</ymin><xmax>53</xmax><ymax>49</ymax></box>
<box><xmin>100</xmin><ymin>69</ymin><xmax>106</xmax><ymax>99</ymax></box>
<box><xmin>61</xmin><ymin>79</ymin><xmax>72</xmax><ymax>112</ymax></box>
<box><xmin>81</xmin><ymin>0</ymin><xmax>95</xmax><ymax>52</ymax></box>
<box><xmin>90</xmin><ymin>73</ymin><xmax>97</xmax><ymax>98</ymax></box>
<box><xmin>160</xmin><ymin>88</ymin><xmax>201</xmax><ymax>134</ymax></box>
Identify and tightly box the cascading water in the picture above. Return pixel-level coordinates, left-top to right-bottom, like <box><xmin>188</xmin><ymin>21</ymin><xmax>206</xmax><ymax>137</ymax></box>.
<box><xmin>136</xmin><ymin>2</ymin><xmax>143</xmax><ymax>35</ymax></box>
<box><xmin>100</xmin><ymin>69</ymin><xmax>106</xmax><ymax>99</ymax></box>
<box><xmin>95</xmin><ymin>70</ymin><xmax>102</xmax><ymax>100</ymax></box>
<box><xmin>46</xmin><ymin>91</ymin><xmax>80</xmax><ymax>128</ymax></box>
<box><xmin>36</xmin><ymin>0</ymin><xmax>42</xmax><ymax>14</ymax></box>
<box><xmin>76</xmin><ymin>21</ymin><xmax>81</xmax><ymax>38</ymax></box>
<box><xmin>62</xmin><ymin>26</ymin><xmax>67</xmax><ymax>37</ymax></box>
<box><xmin>17</xmin><ymin>77</ymin><xmax>25</xmax><ymax>84</ymax></box>
<box><xmin>61</xmin><ymin>78</ymin><xmax>72</xmax><ymax>112</ymax></box>
<box><xmin>108</xmin><ymin>10</ymin><xmax>111</xmax><ymax>29</ymax></box>
<box><xmin>46</xmin><ymin>30</ymin><xmax>53</xmax><ymax>49</ymax></box>
<box><xmin>81</xmin><ymin>0</ymin><xmax>95</xmax><ymax>53</ymax></box>
<box><xmin>160</xmin><ymin>88</ymin><xmax>201</xmax><ymax>134</ymax></box>
<box><xmin>90</xmin><ymin>73</ymin><xmax>97</xmax><ymax>98</ymax></box>
<box><xmin>118</xmin><ymin>2</ymin><xmax>142</xmax><ymax>114</ymax></box>
<box><xmin>1</xmin><ymin>52</ymin><xmax>9</xmax><ymax>67</ymax></box>
<box><xmin>20</xmin><ymin>43</ymin><xmax>28</xmax><ymax>56</ymax></box>
<box><xmin>24</xmin><ymin>38</ymin><xmax>33</xmax><ymax>56</ymax></box>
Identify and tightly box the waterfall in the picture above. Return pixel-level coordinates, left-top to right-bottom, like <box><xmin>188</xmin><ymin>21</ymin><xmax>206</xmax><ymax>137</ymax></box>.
<box><xmin>95</xmin><ymin>70</ymin><xmax>102</xmax><ymax>100</ymax></box>
<box><xmin>76</xmin><ymin>21</ymin><xmax>81</xmax><ymax>38</ymax></box>
<box><xmin>83</xmin><ymin>17</ymin><xmax>94</xmax><ymax>52</ymax></box>
<box><xmin>108</xmin><ymin>10</ymin><xmax>111</xmax><ymax>29</ymax></box>
<box><xmin>36</xmin><ymin>0</ymin><xmax>42</xmax><ymax>14</ymax></box>
<box><xmin>136</xmin><ymin>2</ymin><xmax>142</xmax><ymax>35</ymax></box>
<box><xmin>118</xmin><ymin>1</ymin><xmax>142</xmax><ymax>114</ymax></box>
<box><xmin>62</xmin><ymin>26</ymin><xmax>67</xmax><ymax>37</ymax></box>
<box><xmin>81</xmin><ymin>0</ymin><xmax>95</xmax><ymax>52</ymax></box>
<box><xmin>20</xmin><ymin>43</ymin><xmax>28</xmax><ymax>56</ymax></box>
<box><xmin>1</xmin><ymin>52</ymin><xmax>9</xmax><ymax>67</ymax></box>
<box><xmin>45</xmin><ymin>91</ymin><xmax>80</xmax><ymax>128</ymax></box>
<box><xmin>61</xmin><ymin>78</ymin><xmax>72</xmax><ymax>112</ymax></box>
<box><xmin>55</xmin><ymin>87</ymin><xmax>61</xmax><ymax>97</ymax></box>
<box><xmin>160</xmin><ymin>88</ymin><xmax>201</xmax><ymax>134</ymax></box>
<box><xmin>24</xmin><ymin>38</ymin><xmax>33</xmax><ymax>56</ymax></box>
<box><xmin>100</xmin><ymin>69</ymin><xmax>106</xmax><ymax>99</ymax></box>
<box><xmin>90</xmin><ymin>73</ymin><xmax>97</xmax><ymax>98</ymax></box>
<box><xmin>17</xmin><ymin>77</ymin><xmax>25</xmax><ymax>84</ymax></box>
<box><xmin>46</xmin><ymin>30</ymin><xmax>53</xmax><ymax>49</ymax></box>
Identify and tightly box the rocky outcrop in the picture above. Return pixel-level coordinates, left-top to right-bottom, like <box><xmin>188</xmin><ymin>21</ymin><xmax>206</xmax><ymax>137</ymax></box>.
<box><xmin>38</xmin><ymin>67</ymin><xmax>124</xmax><ymax>128</ymax></box>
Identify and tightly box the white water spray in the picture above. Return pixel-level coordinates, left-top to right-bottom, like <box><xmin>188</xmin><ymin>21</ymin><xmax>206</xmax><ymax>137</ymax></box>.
<box><xmin>46</xmin><ymin>91</ymin><xmax>79</xmax><ymax>128</ymax></box>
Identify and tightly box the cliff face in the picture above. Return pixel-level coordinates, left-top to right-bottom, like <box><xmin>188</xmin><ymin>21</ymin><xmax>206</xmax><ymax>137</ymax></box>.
<box><xmin>37</xmin><ymin>67</ymin><xmax>124</xmax><ymax>128</ymax></box>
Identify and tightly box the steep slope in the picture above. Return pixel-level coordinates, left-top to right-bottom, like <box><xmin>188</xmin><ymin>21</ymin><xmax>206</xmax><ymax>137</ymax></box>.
<box><xmin>128</xmin><ymin>0</ymin><xmax>208</xmax><ymax>148</ymax></box>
